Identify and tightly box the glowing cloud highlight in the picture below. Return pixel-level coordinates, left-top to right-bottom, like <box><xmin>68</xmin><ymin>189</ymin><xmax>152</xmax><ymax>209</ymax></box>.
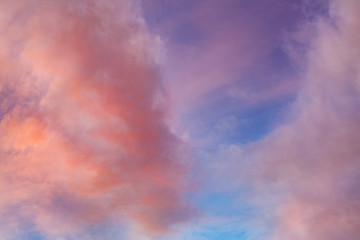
<box><xmin>0</xmin><ymin>0</ymin><xmax>191</xmax><ymax>238</ymax></box>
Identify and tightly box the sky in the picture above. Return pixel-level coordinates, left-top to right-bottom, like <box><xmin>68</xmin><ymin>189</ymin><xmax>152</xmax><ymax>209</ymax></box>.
<box><xmin>0</xmin><ymin>0</ymin><xmax>359</xmax><ymax>239</ymax></box>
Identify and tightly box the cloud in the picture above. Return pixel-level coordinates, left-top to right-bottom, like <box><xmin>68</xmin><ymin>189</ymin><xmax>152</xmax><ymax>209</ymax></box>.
<box><xmin>149</xmin><ymin>1</ymin><xmax>299</xmax><ymax>107</ymax></box>
<box><xmin>0</xmin><ymin>0</ymin><xmax>192</xmax><ymax>238</ymax></box>
<box><xmin>217</xmin><ymin>0</ymin><xmax>360</xmax><ymax>239</ymax></box>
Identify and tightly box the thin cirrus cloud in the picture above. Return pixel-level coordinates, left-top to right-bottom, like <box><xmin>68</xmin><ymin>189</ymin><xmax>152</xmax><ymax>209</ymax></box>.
<box><xmin>162</xmin><ymin>0</ymin><xmax>301</xmax><ymax>115</ymax></box>
<box><xmin>142</xmin><ymin>0</ymin><xmax>307</xmax><ymax>147</ymax></box>
<box><xmin>0</xmin><ymin>0</ymin><xmax>192</xmax><ymax>239</ymax></box>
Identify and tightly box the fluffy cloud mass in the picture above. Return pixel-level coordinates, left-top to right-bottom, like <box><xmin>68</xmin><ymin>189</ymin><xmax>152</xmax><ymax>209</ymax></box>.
<box><xmin>0</xmin><ymin>0</ymin><xmax>191</xmax><ymax>238</ymax></box>
<box><xmin>229</xmin><ymin>0</ymin><xmax>360</xmax><ymax>239</ymax></box>
<box><xmin>1</xmin><ymin>0</ymin><xmax>360</xmax><ymax>239</ymax></box>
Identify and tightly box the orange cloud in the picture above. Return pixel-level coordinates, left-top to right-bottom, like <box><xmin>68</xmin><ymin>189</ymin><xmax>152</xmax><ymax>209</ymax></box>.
<box><xmin>0</xmin><ymin>0</ymin><xmax>192</xmax><ymax>238</ymax></box>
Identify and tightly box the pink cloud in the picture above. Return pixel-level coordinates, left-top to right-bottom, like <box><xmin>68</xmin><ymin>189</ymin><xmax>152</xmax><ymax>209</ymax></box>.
<box><xmin>0</xmin><ymin>0</ymin><xmax>192</xmax><ymax>238</ymax></box>
<box><xmin>220</xmin><ymin>0</ymin><xmax>360</xmax><ymax>239</ymax></box>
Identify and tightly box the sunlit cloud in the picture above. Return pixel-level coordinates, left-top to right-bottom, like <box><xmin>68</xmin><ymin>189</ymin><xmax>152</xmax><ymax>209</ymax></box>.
<box><xmin>1</xmin><ymin>0</ymin><xmax>359</xmax><ymax>239</ymax></box>
<box><xmin>0</xmin><ymin>0</ymin><xmax>192</xmax><ymax>238</ymax></box>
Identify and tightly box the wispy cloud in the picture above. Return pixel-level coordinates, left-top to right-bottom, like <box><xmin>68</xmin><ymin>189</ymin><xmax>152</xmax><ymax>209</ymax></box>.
<box><xmin>214</xmin><ymin>0</ymin><xmax>360</xmax><ymax>239</ymax></box>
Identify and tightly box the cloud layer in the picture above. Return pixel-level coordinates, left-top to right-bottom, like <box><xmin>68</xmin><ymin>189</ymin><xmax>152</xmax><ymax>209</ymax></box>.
<box><xmin>1</xmin><ymin>0</ymin><xmax>359</xmax><ymax>239</ymax></box>
<box><xmin>222</xmin><ymin>0</ymin><xmax>360</xmax><ymax>239</ymax></box>
<box><xmin>0</xmin><ymin>0</ymin><xmax>192</xmax><ymax>238</ymax></box>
